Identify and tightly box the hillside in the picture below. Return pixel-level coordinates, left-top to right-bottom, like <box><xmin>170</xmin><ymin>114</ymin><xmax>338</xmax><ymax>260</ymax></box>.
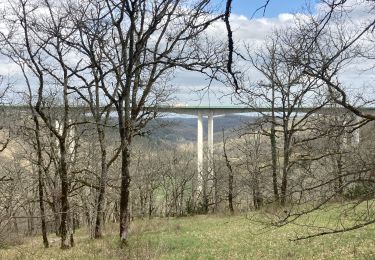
<box><xmin>146</xmin><ymin>114</ymin><xmax>256</xmax><ymax>143</ymax></box>
<box><xmin>1</xmin><ymin>212</ymin><xmax>374</xmax><ymax>259</ymax></box>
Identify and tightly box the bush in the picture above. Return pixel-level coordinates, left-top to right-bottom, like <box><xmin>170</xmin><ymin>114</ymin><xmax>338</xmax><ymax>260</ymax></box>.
<box><xmin>344</xmin><ymin>182</ymin><xmax>375</xmax><ymax>200</ymax></box>
<box><xmin>0</xmin><ymin>232</ymin><xmax>25</xmax><ymax>249</ymax></box>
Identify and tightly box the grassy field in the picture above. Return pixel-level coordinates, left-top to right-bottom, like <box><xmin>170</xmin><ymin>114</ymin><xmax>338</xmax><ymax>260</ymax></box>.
<box><xmin>1</xmin><ymin>213</ymin><xmax>374</xmax><ymax>260</ymax></box>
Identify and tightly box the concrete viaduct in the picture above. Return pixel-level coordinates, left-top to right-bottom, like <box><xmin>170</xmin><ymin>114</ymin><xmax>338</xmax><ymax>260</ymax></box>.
<box><xmin>3</xmin><ymin>105</ymin><xmax>375</xmax><ymax>180</ymax></box>
<box><xmin>149</xmin><ymin>105</ymin><xmax>375</xmax><ymax>184</ymax></box>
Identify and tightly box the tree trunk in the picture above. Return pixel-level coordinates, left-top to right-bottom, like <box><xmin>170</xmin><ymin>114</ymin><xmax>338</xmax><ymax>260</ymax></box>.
<box><xmin>336</xmin><ymin>154</ymin><xmax>344</xmax><ymax>195</ymax></box>
<box><xmin>228</xmin><ymin>172</ymin><xmax>234</xmax><ymax>214</ymax></box>
<box><xmin>59</xmin><ymin>143</ymin><xmax>73</xmax><ymax>249</ymax></box>
<box><xmin>27</xmin><ymin>207</ymin><xmax>35</xmax><ymax>236</ymax></box>
<box><xmin>119</xmin><ymin>140</ymin><xmax>131</xmax><ymax>246</ymax></box>
<box><xmin>252</xmin><ymin>171</ymin><xmax>263</xmax><ymax>210</ymax></box>
<box><xmin>270</xmin><ymin>120</ymin><xmax>279</xmax><ymax>202</ymax></box>
<box><xmin>148</xmin><ymin>189</ymin><xmax>153</xmax><ymax>218</ymax></box>
<box><xmin>213</xmin><ymin>172</ymin><xmax>218</xmax><ymax>213</ymax></box>
<box><xmin>94</xmin><ymin>129</ymin><xmax>108</xmax><ymax>239</ymax></box>
<box><xmin>33</xmin><ymin>116</ymin><xmax>49</xmax><ymax>248</ymax></box>
<box><xmin>280</xmin><ymin>130</ymin><xmax>290</xmax><ymax>206</ymax></box>
<box><xmin>270</xmin><ymin>85</ymin><xmax>279</xmax><ymax>202</ymax></box>
<box><xmin>202</xmin><ymin>178</ymin><xmax>209</xmax><ymax>213</ymax></box>
<box><xmin>179</xmin><ymin>188</ymin><xmax>184</xmax><ymax>216</ymax></box>
<box><xmin>139</xmin><ymin>186</ymin><xmax>145</xmax><ymax>218</ymax></box>
<box><xmin>38</xmin><ymin>171</ymin><xmax>49</xmax><ymax>247</ymax></box>
<box><xmin>223</xmin><ymin>131</ymin><xmax>234</xmax><ymax>214</ymax></box>
<box><xmin>51</xmin><ymin>196</ymin><xmax>61</xmax><ymax>236</ymax></box>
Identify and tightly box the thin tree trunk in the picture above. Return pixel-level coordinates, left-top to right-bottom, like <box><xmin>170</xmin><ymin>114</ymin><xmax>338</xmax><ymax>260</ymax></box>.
<box><xmin>228</xmin><ymin>172</ymin><xmax>234</xmax><ymax>214</ymax></box>
<box><xmin>202</xmin><ymin>178</ymin><xmax>209</xmax><ymax>213</ymax></box>
<box><xmin>336</xmin><ymin>154</ymin><xmax>344</xmax><ymax>195</ymax></box>
<box><xmin>213</xmin><ymin>171</ymin><xmax>218</xmax><ymax>213</ymax></box>
<box><xmin>33</xmin><ymin>115</ymin><xmax>49</xmax><ymax>248</ymax></box>
<box><xmin>270</xmin><ymin>84</ymin><xmax>279</xmax><ymax>202</ymax></box>
<box><xmin>252</xmin><ymin>171</ymin><xmax>263</xmax><ymax>209</ymax></box>
<box><xmin>27</xmin><ymin>207</ymin><xmax>35</xmax><ymax>236</ymax></box>
<box><xmin>94</xmin><ymin>130</ymin><xmax>108</xmax><ymax>239</ymax></box>
<box><xmin>59</xmin><ymin>143</ymin><xmax>73</xmax><ymax>249</ymax></box>
<box><xmin>223</xmin><ymin>130</ymin><xmax>234</xmax><ymax>214</ymax></box>
<box><xmin>38</xmin><ymin>176</ymin><xmax>49</xmax><ymax>247</ymax></box>
<box><xmin>148</xmin><ymin>188</ymin><xmax>153</xmax><ymax>218</ymax></box>
<box><xmin>180</xmin><ymin>188</ymin><xmax>184</xmax><ymax>216</ymax></box>
<box><xmin>139</xmin><ymin>186</ymin><xmax>145</xmax><ymax>218</ymax></box>
<box><xmin>270</xmin><ymin>117</ymin><xmax>279</xmax><ymax>202</ymax></box>
<box><xmin>119</xmin><ymin>139</ymin><xmax>131</xmax><ymax>246</ymax></box>
<box><xmin>280</xmin><ymin>129</ymin><xmax>290</xmax><ymax>206</ymax></box>
<box><xmin>52</xmin><ymin>192</ymin><xmax>61</xmax><ymax>236</ymax></box>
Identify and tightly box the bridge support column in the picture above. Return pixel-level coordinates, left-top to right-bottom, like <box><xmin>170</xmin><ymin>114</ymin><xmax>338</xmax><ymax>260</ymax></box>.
<box><xmin>197</xmin><ymin>112</ymin><xmax>203</xmax><ymax>191</ymax></box>
<box><xmin>55</xmin><ymin>119</ymin><xmax>76</xmax><ymax>160</ymax></box>
<box><xmin>55</xmin><ymin>120</ymin><xmax>63</xmax><ymax>156</ymax></box>
<box><xmin>352</xmin><ymin>116</ymin><xmax>360</xmax><ymax>145</ymax></box>
<box><xmin>208</xmin><ymin>113</ymin><xmax>214</xmax><ymax>176</ymax></box>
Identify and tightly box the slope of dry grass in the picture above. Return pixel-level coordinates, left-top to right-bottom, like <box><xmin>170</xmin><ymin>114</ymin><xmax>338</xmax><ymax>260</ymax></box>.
<box><xmin>1</xmin><ymin>212</ymin><xmax>374</xmax><ymax>260</ymax></box>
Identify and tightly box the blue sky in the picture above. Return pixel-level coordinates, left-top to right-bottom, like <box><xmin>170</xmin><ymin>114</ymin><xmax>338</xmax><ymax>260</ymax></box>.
<box><xmin>229</xmin><ymin>0</ymin><xmax>316</xmax><ymax>18</ymax></box>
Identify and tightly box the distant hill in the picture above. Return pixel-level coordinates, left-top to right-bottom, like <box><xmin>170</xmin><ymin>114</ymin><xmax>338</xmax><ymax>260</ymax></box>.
<box><xmin>146</xmin><ymin>114</ymin><xmax>256</xmax><ymax>143</ymax></box>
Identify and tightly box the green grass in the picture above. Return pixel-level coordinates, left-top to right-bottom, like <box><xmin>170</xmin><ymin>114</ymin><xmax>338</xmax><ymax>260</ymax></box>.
<box><xmin>1</xmin><ymin>212</ymin><xmax>374</xmax><ymax>260</ymax></box>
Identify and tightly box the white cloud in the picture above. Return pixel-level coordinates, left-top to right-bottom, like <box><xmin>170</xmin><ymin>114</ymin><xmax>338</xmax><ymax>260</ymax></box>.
<box><xmin>172</xmin><ymin>12</ymin><xmax>309</xmax><ymax>105</ymax></box>
<box><xmin>172</xmin><ymin>1</ymin><xmax>375</xmax><ymax>105</ymax></box>
<box><xmin>278</xmin><ymin>13</ymin><xmax>295</xmax><ymax>22</ymax></box>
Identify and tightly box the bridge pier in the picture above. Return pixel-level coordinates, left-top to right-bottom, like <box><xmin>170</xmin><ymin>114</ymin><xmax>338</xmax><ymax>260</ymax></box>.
<box><xmin>352</xmin><ymin>116</ymin><xmax>360</xmax><ymax>145</ymax></box>
<box><xmin>208</xmin><ymin>112</ymin><xmax>214</xmax><ymax>175</ymax></box>
<box><xmin>196</xmin><ymin>112</ymin><xmax>214</xmax><ymax>192</ymax></box>
<box><xmin>55</xmin><ymin>119</ymin><xmax>76</xmax><ymax>160</ymax></box>
<box><xmin>197</xmin><ymin>112</ymin><xmax>203</xmax><ymax>187</ymax></box>
<box><xmin>343</xmin><ymin>116</ymin><xmax>361</xmax><ymax>147</ymax></box>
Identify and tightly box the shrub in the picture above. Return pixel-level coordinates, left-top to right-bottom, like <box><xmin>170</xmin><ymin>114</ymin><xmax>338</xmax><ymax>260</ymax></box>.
<box><xmin>344</xmin><ymin>182</ymin><xmax>375</xmax><ymax>200</ymax></box>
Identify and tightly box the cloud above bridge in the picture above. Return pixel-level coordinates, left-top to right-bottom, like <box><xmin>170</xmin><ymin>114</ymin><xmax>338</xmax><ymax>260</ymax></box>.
<box><xmin>173</xmin><ymin>0</ymin><xmax>375</xmax><ymax>106</ymax></box>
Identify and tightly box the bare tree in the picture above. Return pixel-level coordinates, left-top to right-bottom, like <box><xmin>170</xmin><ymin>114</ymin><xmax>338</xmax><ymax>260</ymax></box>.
<box><xmin>61</xmin><ymin>0</ymin><xmax>226</xmax><ymax>245</ymax></box>
<box><xmin>239</xmin><ymin>30</ymin><xmax>330</xmax><ymax>206</ymax></box>
<box><xmin>276</xmin><ymin>0</ymin><xmax>375</xmax><ymax>238</ymax></box>
<box><xmin>0</xmin><ymin>0</ymin><xmax>86</xmax><ymax>248</ymax></box>
<box><xmin>289</xmin><ymin>0</ymin><xmax>375</xmax><ymax>120</ymax></box>
<box><xmin>19</xmin><ymin>86</ymin><xmax>50</xmax><ymax>248</ymax></box>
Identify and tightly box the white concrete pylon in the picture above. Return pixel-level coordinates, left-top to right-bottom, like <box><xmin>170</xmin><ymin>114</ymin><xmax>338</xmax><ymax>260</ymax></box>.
<box><xmin>55</xmin><ymin>120</ymin><xmax>63</xmax><ymax>135</ymax></box>
<box><xmin>352</xmin><ymin>116</ymin><xmax>360</xmax><ymax>145</ymax></box>
<box><xmin>55</xmin><ymin>119</ymin><xmax>76</xmax><ymax>160</ymax></box>
<box><xmin>68</xmin><ymin>119</ymin><xmax>76</xmax><ymax>160</ymax></box>
<box><xmin>207</xmin><ymin>113</ymin><xmax>214</xmax><ymax>176</ymax></box>
<box><xmin>197</xmin><ymin>112</ymin><xmax>203</xmax><ymax>191</ymax></box>
<box><xmin>342</xmin><ymin>119</ymin><xmax>348</xmax><ymax>147</ymax></box>
<box><xmin>55</xmin><ymin>120</ymin><xmax>62</xmax><ymax>156</ymax></box>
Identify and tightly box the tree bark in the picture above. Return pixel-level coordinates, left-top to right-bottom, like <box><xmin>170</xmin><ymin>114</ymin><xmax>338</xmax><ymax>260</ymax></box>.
<box><xmin>148</xmin><ymin>188</ymin><xmax>153</xmax><ymax>218</ymax></box>
<box><xmin>59</xmin><ymin>142</ymin><xmax>73</xmax><ymax>249</ymax></box>
<box><xmin>33</xmin><ymin>116</ymin><xmax>49</xmax><ymax>248</ymax></box>
<box><xmin>280</xmin><ymin>128</ymin><xmax>290</xmax><ymax>206</ymax></box>
<box><xmin>94</xmin><ymin>129</ymin><xmax>108</xmax><ymax>239</ymax></box>
<box><xmin>228</xmin><ymin>172</ymin><xmax>234</xmax><ymax>214</ymax></box>
<box><xmin>336</xmin><ymin>154</ymin><xmax>344</xmax><ymax>195</ymax></box>
<box><xmin>270</xmin><ymin>86</ymin><xmax>279</xmax><ymax>202</ymax></box>
<box><xmin>223</xmin><ymin>130</ymin><xmax>234</xmax><ymax>214</ymax></box>
<box><xmin>119</xmin><ymin>127</ymin><xmax>131</xmax><ymax>246</ymax></box>
<box><xmin>252</xmin><ymin>171</ymin><xmax>263</xmax><ymax>209</ymax></box>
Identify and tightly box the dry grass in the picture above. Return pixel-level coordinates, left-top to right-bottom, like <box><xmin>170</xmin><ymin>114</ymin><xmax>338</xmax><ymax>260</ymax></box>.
<box><xmin>0</xmin><ymin>213</ymin><xmax>374</xmax><ymax>259</ymax></box>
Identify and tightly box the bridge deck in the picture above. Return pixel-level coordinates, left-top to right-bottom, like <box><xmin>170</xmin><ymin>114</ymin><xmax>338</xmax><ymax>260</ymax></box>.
<box><xmin>2</xmin><ymin>105</ymin><xmax>375</xmax><ymax>116</ymax></box>
<box><xmin>149</xmin><ymin>105</ymin><xmax>375</xmax><ymax>115</ymax></box>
